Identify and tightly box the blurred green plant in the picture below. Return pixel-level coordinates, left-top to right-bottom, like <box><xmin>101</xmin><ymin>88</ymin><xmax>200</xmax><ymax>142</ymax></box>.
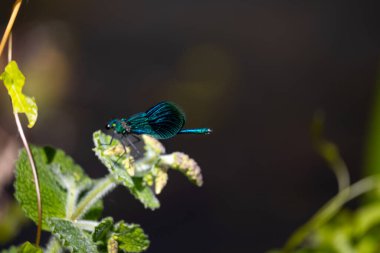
<box><xmin>268</xmin><ymin>110</ymin><xmax>380</xmax><ymax>253</ymax></box>
<box><xmin>363</xmin><ymin>73</ymin><xmax>380</xmax><ymax>199</ymax></box>
<box><xmin>0</xmin><ymin>200</ymin><xmax>28</xmax><ymax>244</ymax></box>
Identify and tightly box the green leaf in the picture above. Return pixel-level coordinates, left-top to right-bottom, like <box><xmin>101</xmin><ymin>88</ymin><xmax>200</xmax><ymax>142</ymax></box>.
<box><xmin>93</xmin><ymin>131</ymin><xmax>160</xmax><ymax>210</ymax></box>
<box><xmin>93</xmin><ymin>131</ymin><xmax>134</xmax><ymax>187</ymax></box>
<box><xmin>14</xmin><ymin>146</ymin><xmax>90</xmax><ymax>230</ymax></box>
<box><xmin>93</xmin><ymin>217</ymin><xmax>114</xmax><ymax>242</ymax></box>
<box><xmin>130</xmin><ymin>178</ymin><xmax>160</xmax><ymax>210</ymax></box>
<box><xmin>18</xmin><ymin>242</ymin><xmax>43</xmax><ymax>253</ymax></box>
<box><xmin>113</xmin><ymin>222</ymin><xmax>149</xmax><ymax>253</ymax></box>
<box><xmin>0</xmin><ymin>61</ymin><xmax>38</xmax><ymax>128</ymax></box>
<box><xmin>15</xmin><ymin>147</ymin><xmax>66</xmax><ymax>230</ymax></box>
<box><xmin>0</xmin><ymin>242</ymin><xmax>43</xmax><ymax>253</ymax></box>
<box><xmin>48</xmin><ymin>218</ymin><xmax>98</xmax><ymax>253</ymax></box>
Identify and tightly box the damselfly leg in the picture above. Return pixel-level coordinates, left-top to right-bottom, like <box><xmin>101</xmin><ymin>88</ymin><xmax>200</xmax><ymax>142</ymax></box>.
<box><xmin>102</xmin><ymin>133</ymin><xmax>143</xmax><ymax>165</ymax></box>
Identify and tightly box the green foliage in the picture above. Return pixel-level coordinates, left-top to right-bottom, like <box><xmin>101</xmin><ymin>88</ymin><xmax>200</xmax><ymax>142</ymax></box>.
<box><xmin>354</xmin><ymin>202</ymin><xmax>380</xmax><ymax>237</ymax></box>
<box><xmin>14</xmin><ymin>147</ymin><xmax>68</xmax><ymax>230</ymax></box>
<box><xmin>92</xmin><ymin>131</ymin><xmax>134</xmax><ymax>188</ymax></box>
<box><xmin>271</xmin><ymin>115</ymin><xmax>380</xmax><ymax>253</ymax></box>
<box><xmin>10</xmin><ymin>132</ymin><xmax>204</xmax><ymax>252</ymax></box>
<box><xmin>93</xmin><ymin>131</ymin><xmax>160</xmax><ymax>210</ymax></box>
<box><xmin>0</xmin><ymin>242</ymin><xmax>42</xmax><ymax>253</ymax></box>
<box><xmin>14</xmin><ymin>146</ymin><xmax>97</xmax><ymax>230</ymax></box>
<box><xmin>82</xmin><ymin>200</ymin><xmax>104</xmax><ymax>221</ymax></box>
<box><xmin>0</xmin><ymin>201</ymin><xmax>28</xmax><ymax>244</ymax></box>
<box><xmin>91</xmin><ymin>218</ymin><xmax>149</xmax><ymax>253</ymax></box>
<box><xmin>0</xmin><ymin>246</ymin><xmax>18</xmax><ymax>253</ymax></box>
<box><xmin>48</xmin><ymin>218</ymin><xmax>98</xmax><ymax>253</ymax></box>
<box><xmin>92</xmin><ymin>217</ymin><xmax>114</xmax><ymax>242</ymax></box>
<box><xmin>17</xmin><ymin>242</ymin><xmax>43</xmax><ymax>253</ymax></box>
<box><xmin>113</xmin><ymin>222</ymin><xmax>150</xmax><ymax>253</ymax></box>
<box><xmin>285</xmin><ymin>208</ymin><xmax>380</xmax><ymax>253</ymax></box>
<box><xmin>0</xmin><ymin>61</ymin><xmax>38</xmax><ymax>128</ymax></box>
<box><xmin>93</xmin><ymin>130</ymin><xmax>204</xmax><ymax>210</ymax></box>
<box><xmin>2</xmin><ymin>8</ymin><xmax>206</xmax><ymax>253</ymax></box>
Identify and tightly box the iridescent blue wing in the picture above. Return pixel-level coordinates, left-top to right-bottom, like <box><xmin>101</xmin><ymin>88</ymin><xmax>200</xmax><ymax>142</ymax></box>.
<box><xmin>127</xmin><ymin>101</ymin><xmax>186</xmax><ymax>139</ymax></box>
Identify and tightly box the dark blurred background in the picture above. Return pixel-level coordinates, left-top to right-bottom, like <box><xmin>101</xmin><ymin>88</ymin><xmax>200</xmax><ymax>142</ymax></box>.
<box><xmin>1</xmin><ymin>0</ymin><xmax>380</xmax><ymax>252</ymax></box>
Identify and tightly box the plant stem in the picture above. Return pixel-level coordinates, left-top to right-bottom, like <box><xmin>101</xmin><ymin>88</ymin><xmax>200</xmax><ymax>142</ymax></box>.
<box><xmin>74</xmin><ymin>220</ymin><xmax>100</xmax><ymax>232</ymax></box>
<box><xmin>71</xmin><ymin>175</ymin><xmax>116</xmax><ymax>220</ymax></box>
<box><xmin>312</xmin><ymin>112</ymin><xmax>350</xmax><ymax>192</ymax></box>
<box><xmin>7</xmin><ymin>33</ymin><xmax>42</xmax><ymax>246</ymax></box>
<box><xmin>0</xmin><ymin>0</ymin><xmax>22</xmax><ymax>58</ymax></box>
<box><xmin>14</xmin><ymin>112</ymin><xmax>42</xmax><ymax>245</ymax></box>
<box><xmin>282</xmin><ymin>175</ymin><xmax>380</xmax><ymax>253</ymax></box>
<box><xmin>65</xmin><ymin>183</ymin><xmax>81</xmax><ymax>219</ymax></box>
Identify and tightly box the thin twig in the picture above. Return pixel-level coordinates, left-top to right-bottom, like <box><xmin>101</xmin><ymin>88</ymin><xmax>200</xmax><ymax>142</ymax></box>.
<box><xmin>7</xmin><ymin>34</ymin><xmax>12</xmax><ymax>62</ymax></box>
<box><xmin>8</xmin><ymin>34</ymin><xmax>42</xmax><ymax>246</ymax></box>
<box><xmin>0</xmin><ymin>0</ymin><xmax>22</xmax><ymax>58</ymax></box>
<box><xmin>14</xmin><ymin>113</ymin><xmax>42</xmax><ymax>245</ymax></box>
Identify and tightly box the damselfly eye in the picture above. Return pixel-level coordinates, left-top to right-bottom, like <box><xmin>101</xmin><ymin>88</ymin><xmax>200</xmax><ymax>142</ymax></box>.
<box><xmin>105</xmin><ymin>124</ymin><xmax>111</xmax><ymax>130</ymax></box>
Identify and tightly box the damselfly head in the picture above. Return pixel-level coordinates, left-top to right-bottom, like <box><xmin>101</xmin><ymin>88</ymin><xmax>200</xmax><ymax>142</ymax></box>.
<box><xmin>106</xmin><ymin>119</ymin><xmax>119</xmax><ymax>130</ymax></box>
<box><xmin>106</xmin><ymin>119</ymin><xmax>130</xmax><ymax>135</ymax></box>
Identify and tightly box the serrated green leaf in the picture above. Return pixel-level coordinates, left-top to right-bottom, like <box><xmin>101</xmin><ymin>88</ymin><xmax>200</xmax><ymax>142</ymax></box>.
<box><xmin>93</xmin><ymin>131</ymin><xmax>134</xmax><ymax>187</ymax></box>
<box><xmin>18</xmin><ymin>242</ymin><xmax>43</xmax><ymax>253</ymax></box>
<box><xmin>93</xmin><ymin>217</ymin><xmax>114</xmax><ymax>242</ymax></box>
<box><xmin>42</xmin><ymin>146</ymin><xmax>90</xmax><ymax>185</ymax></box>
<box><xmin>14</xmin><ymin>146</ymin><xmax>90</xmax><ymax>230</ymax></box>
<box><xmin>0</xmin><ymin>61</ymin><xmax>38</xmax><ymax>128</ymax></box>
<box><xmin>113</xmin><ymin>222</ymin><xmax>149</xmax><ymax>253</ymax></box>
<box><xmin>15</xmin><ymin>147</ymin><xmax>66</xmax><ymax>230</ymax></box>
<box><xmin>93</xmin><ymin>131</ymin><xmax>160</xmax><ymax>210</ymax></box>
<box><xmin>48</xmin><ymin>218</ymin><xmax>98</xmax><ymax>253</ymax></box>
